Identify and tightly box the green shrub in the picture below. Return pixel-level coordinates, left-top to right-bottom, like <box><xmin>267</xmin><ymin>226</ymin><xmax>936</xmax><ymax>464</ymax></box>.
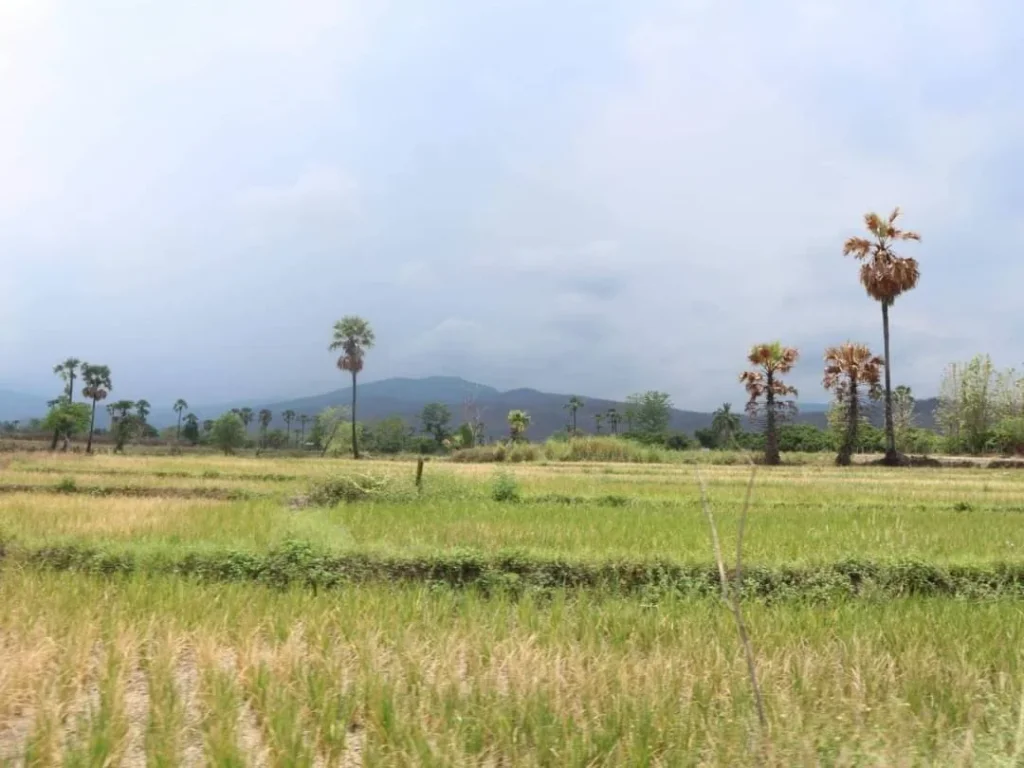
<box><xmin>993</xmin><ymin>418</ymin><xmax>1024</xmax><ymax>456</ymax></box>
<box><xmin>56</xmin><ymin>477</ymin><xmax>77</xmax><ymax>493</ymax></box>
<box><xmin>491</xmin><ymin>470</ymin><xmax>520</xmax><ymax>502</ymax></box>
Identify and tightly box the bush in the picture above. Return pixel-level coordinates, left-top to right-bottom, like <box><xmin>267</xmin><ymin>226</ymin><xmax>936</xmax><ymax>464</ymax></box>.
<box><xmin>993</xmin><ymin>418</ymin><xmax>1024</xmax><ymax>456</ymax></box>
<box><xmin>663</xmin><ymin>432</ymin><xmax>692</xmax><ymax>451</ymax></box>
<box><xmin>308</xmin><ymin>472</ymin><xmax>402</xmax><ymax>505</ymax></box>
<box><xmin>491</xmin><ymin>470</ymin><xmax>520</xmax><ymax>502</ymax></box>
<box><xmin>56</xmin><ymin>477</ymin><xmax>77</xmax><ymax>493</ymax></box>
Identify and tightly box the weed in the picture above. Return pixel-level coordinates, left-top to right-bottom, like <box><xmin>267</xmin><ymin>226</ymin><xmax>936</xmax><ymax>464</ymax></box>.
<box><xmin>491</xmin><ymin>470</ymin><xmax>520</xmax><ymax>502</ymax></box>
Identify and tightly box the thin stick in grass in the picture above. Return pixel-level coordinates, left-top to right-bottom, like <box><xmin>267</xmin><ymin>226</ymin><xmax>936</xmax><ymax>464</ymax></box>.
<box><xmin>695</xmin><ymin>461</ymin><xmax>767</xmax><ymax>731</ymax></box>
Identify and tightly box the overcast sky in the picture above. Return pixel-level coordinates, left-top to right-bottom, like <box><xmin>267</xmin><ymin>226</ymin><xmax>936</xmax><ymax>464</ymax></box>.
<box><xmin>3</xmin><ymin>1</ymin><xmax>1023</xmax><ymax>409</ymax></box>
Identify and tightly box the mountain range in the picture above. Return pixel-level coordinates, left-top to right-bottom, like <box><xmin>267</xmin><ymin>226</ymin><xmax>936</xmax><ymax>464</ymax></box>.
<box><xmin>1</xmin><ymin>377</ymin><xmax>938</xmax><ymax>438</ymax></box>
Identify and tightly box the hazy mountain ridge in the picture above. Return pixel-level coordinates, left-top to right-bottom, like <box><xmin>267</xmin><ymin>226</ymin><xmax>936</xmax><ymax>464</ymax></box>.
<box><xmin>0</xmin><ymin>377</ymin><xmax>939</xmax><ymax>437</ymax></box>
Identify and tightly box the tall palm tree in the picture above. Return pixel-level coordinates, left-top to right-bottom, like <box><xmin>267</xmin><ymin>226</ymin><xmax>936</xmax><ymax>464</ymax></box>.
<box><xmin>843</xmin><ymin>207</ymin><xmax>921</xmax><ymax>466</ymax></box>
<box><xmin>183</xmin><ymin>413</ymin><xmax>200</xmax><ymax>444</ymax></box>
<box><xmin>136</xmin><ymin>399</ymin><xmax>151</xmax><ymax>425</ymax></box>
<box><xmin>593</xmin><ymin>412</ymin><xmax>603</xmax><ymax>434</ymax></box>
<box><xmin>282</xmin><ymin>410</ymin><xmax>297</xmax><ymax>443</ymax></box>
<box><xmin>238</xmin><ymin>407</ymin><xmax>254</xmax><ymax>431</ymax></box>
<box><xmin>740</xmin><ymin>342</ymin><xmax>799</xmax><ymax>466</ymax></box>
<box><xmin>329</xmin><ymin>316</ymin><xmax>375</xmax><ymax>459</ymax></box>
<box><xmin>507</xmin><ymin>409</ymin><xmax>531</xmax><ymax>443</ymax></box>
<box><xmin>823</xmin><ymin>342</ymin><xmax>884</xmax><ymax>466</ymax></box>
<box><xmin>563</xmin><ymin>396</ymin><xmax>584</xmax><ymax>435</ymax></box>
<box><xmin>50</xmin><ymin>358</ymin><xmax>81</xmax><ymax>449</ymax></box>
<box><xmin>258</xmin><ymin>408</ymin><xmax>272</xmax><ymax>448</ymax></box>
<box><xmin>605</xmin><ymin>408</ymin><xmax>621</xmax><ymax>435</ymax></box>
<box><xmin>81</xmin><ymin>363</ymin><xmax>112</xmax><ymax>454</ymax></box>
<box><xmin>298</xmin><ymin>414</ymin><xmax>310</xmax><ymax>445</ymax></box>
<box><xmin>710</xmin><ymin>402</ymin><xmax>741</xmax><ymax>448</ymax></box>
<box><xmin>173</xmin><ymin>399</ymin><xmax>189</xmax><ymax>441</ymax></box>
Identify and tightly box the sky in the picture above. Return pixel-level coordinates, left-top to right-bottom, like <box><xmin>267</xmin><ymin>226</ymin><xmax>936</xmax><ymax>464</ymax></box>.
<box><xmin>3</xmin><ymin>0</ymin><xmax>1023</xmax><ymax>410</ymax></box>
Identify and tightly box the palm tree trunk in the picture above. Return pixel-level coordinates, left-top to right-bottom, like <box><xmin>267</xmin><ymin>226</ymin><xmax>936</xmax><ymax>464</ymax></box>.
<box><xmin>838</xmin><ymin>379</ymin><xmax>857</xmax><ymax>466</ymax></box>
<box><xmin>765</xmin><ymin>373</ymin><xmax>779</xmax><ymax>466</ymax></box>
<box><xmin>176</xmin><ymin>413</ymin><xmax>182</xmax><ymax>442</ymax></box>
<box><xmin>87</xmin><ymin>399</ymin><xmax>97</xmax><ymax>454</ymax></box>
<box><xmin>50</xmin><ymin>428</ymin><xmax>60</xmax><ymax>451</ymax></box>
<box><xmin>351</xmin><ymin>371</ymin><xmax>359</xmax><ymax>459</ymax></box>
<box><xmin>881</xmin><ymin>301</ymin><xmax>899</xmax><ymax>465</ymax></box>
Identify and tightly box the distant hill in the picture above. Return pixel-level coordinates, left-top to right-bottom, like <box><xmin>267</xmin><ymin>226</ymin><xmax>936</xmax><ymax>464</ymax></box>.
<box><xmin>2</xmin><ymin>377</ymin><xmax>942</xmax><ymax>438</ymax></box>
<box><xmin>236</xmin><ymin>376</ymin><xmax>940</xmax><ymax>439</ymax></box>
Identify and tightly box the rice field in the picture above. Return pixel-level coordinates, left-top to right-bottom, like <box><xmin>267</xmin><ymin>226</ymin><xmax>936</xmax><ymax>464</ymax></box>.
<box><xmin>1</xmin><ymin>450</ymin><xmax>1023</xmax><ymax>765</ymax></box>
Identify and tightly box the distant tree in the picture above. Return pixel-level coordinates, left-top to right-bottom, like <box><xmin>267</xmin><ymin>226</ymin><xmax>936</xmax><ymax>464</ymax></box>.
<box><xmin>366</xmin><ymin>416</ymin><xmax>409</xmax><ymax>454</ymax></box>
<box><xmin>80</xmin><ymin>363</ymin><xmax>112</xmax><ymax>454</ymax></box>
<box><xmin>182</xmin><ymin>413</ymin><xmax>200</xmax><ymax>445</ymax></box>
<box><xmin>42</xmin><ymin>400</ymin><xmax>91</xmax><ymax>450</ymax></box>
<box><xmin>740</xmin><ymin>342</ymin><xmax>799</xmax><ymax>466</ymax></box>
<box><xmin>624</xmin><ymin>391</ymin><xmax>673</xmax><ymax>444</ymax></box>
<box><xmin>695</xmin><ymin>427</ymin><xmax>717</xmax><ymax>449</ymax></box>
<box><xmin>211</xmin><ymin>412</ymin><xmax>247</xmax><ymax>455</ymax></box>
<box><xmin>605</xmin><ymin>408</ymin><xmax>622</xmax><ymax>435</ymax></box>
<box><xmin>777</xmin><ymin>423</ymin><xmax>832</xmax><ymax>453</ymax></box>
<box><xmin>710</xmin><ymin>403</ymin><xmax>741</xmax><ymax>448</ymax></box>
<box><xmin>237</xmin><ymin>407</ymin><xmax>254</xmax><ymax>431</ymax></box>
<box><xmin>312</xmin><ymin>406</ymin><xmax>350</xmax><ymax>456</ymax></box>
<box><xmin>258</xmin><ymin>408</ymin><xmax>273</xmax><ymax>448</ymax></box>
<box><xmin>935</xmin><ymin>355</ymin><xmax>1021</xmax><ymax>455</ymax></box>
<box><xmin>329</xmin><ymin>315</ymin><xmax>375</xmax><ymax>459</ymax></box>
<box><xmin>202</xmin><ymin>419</ymin><xmax>214</xmax><ymax>434</ymax></box>
<box><xmin>564</xmin><ymin>396</ymin><xmax>584</xmax><ymax>435</ymax></box>
<box><xmin>173</xmin><ymin>398</ymin><xmax>189</xmax><ymax>441</ymax></box>
<box><xmin>507</xmin><ymin>410</ymin><xmax>531</xmax><ymax>443</ymax></box>
<box><xmin>892</xmin><ymin>385</ymin><xmax>916</xmax><ymax>453</ymax></box>
<box><xmin>50</xmin><ymin>357</ymin><xmax>81</xmax><ymax>449</ymax></box>
<box><xmin>282</xmin><ymin>410</ymin><xmax>297</xmax><ymax>444</ymax></box>
<box><xmin>593</xmin><ymin>412</ymin><xmax>603</xmax><ymax>434</ymax></box>
<box><xmin>844</xmin><ymin>207</ymin><xmax>921</xmax><ymax>465</ymax></box>
<box><xmin>420</xmin><ymin>402</ymin><xmax>452</xmax><ymax>445</ymax></box>
<box><xmin>136</xmin><ymin>399</ymin><xmax>151</xmax><ymax>425</ymax></box>
<box><xmin>823</xmin><ymin>342</ymin><xmax>884</xmax><ymax>465</ymax></box>
<box><xmin>298</xmin><ymin>414</ymin><xmax>310</xmax><ymax>446</ymax></box>
<box><xmin>106</xmin><ymin>399</ymin><xmax>138</xmax><ymax>452</ymax></box>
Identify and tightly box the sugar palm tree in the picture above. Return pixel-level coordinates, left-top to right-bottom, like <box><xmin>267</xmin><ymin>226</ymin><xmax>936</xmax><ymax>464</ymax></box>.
<box><xmin>710</xmin><ymin>402</ymin><xmax>741</xmax><ymax>448</ymax></box>
<box><xmin>563</xmin><ymin>396</ymin><xmax>584</xmax><ymax>435</ymax></box>
<box><xmin>173</xmin><ymin>398</ymin><xmax>189</xmax><ymax>441</ymax></box>
<box><xmin>740</xmin><ymin>342</ymin><xmax>799</xmax><ymax>466</ymax></box>
<box><xmin>605</xmin><ymin>408</ymin><xmax>621</xmax><ymax>435</ymax></box>
<box><xmin>238</xmin><ymin>407</ymin><xmax>254</xmax><ymax>431</ymax></box>
<box><xmin>593</xmin><ymin>412</ymin><xmax>603</xmax><ymax>434</ymax></box>
<box><xmin>844</xmin><ymin>207</ymin><xmax>921</xmax><ymax>465</ymax></box>
<box><xmin>282</xmin><ymin>410</ymin><xmax>297</xmax><ymax>443</ymax></box>
<box><xmin>329</xmin><ymin>316</ymin><xmax>375</xmax><ymax>459</ymax></box>
<box><xmin>136</xmin><ymin>399</ymin><xmax>151</xmax><ymax>425</ymax></box>
<box><xmin>50</xmin><ymin>358</ymin><xmax>81</xmax><ymax>449</ymax></box>
<box><xmin>298</xmin><ymin>414</ymin><xmax>310</xmax><ymax>445</ymax></box>
<box><xmin>183</xmin><ymin>413</ymin><xmax>200</xmax><ymax>444</ymax></box>
<box><xmin>823</xmin><ymin>342</ymin><xmax>884</xmax><ymax>466</ymax></box>
<box><xmin>258</xmin><ymin>408</ymin><xmax>272</xmax><ymax>448</ymax></box>
<box><xmin>507</xmin><ymin>409</ymin><xmax>531</xmax><ymax>443</ymax></box>
<box><xmin>80</xmin><ymin>363</ymin><xmax>112</xmax><ymax>454</ymax></box>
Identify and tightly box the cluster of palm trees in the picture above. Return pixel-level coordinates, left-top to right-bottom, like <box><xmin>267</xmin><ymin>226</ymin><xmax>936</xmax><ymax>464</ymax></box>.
<box><xmin>226</xmin><ymin>406</ymin><xmax>312</xmax><ymax>447</ymax></box>
<box><xmin>559</xmin><ymin>396</ymin><xmax>626</xmax><ymax>436</ymax></box>
<box><xmin>740</xmin><ymin>207</ymin><xmax>921</xmax><ymax>466</ymax></box>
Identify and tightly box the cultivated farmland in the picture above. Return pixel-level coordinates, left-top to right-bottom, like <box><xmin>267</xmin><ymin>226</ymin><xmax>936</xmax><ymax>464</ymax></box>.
<box><xmin>1</xmin><ymin>452</ymin><xmax>1023</xmax><ymax>765</ymax></box>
